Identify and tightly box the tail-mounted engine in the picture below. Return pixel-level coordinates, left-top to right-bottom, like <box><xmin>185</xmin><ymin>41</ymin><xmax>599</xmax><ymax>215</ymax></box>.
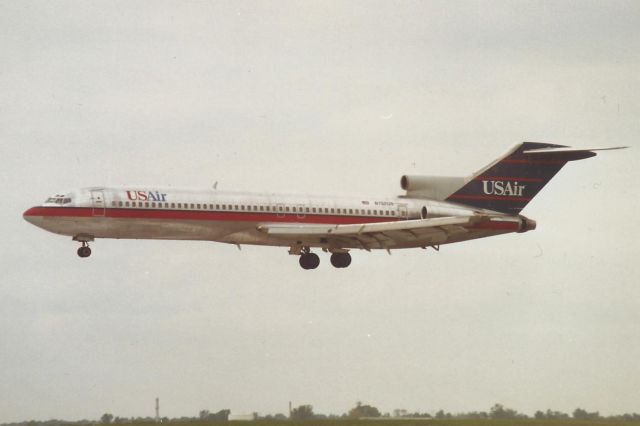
<box><xmin>518</xmin><ymin>216</ymin><xmax>537</xmax><ymax>233</ymax></box>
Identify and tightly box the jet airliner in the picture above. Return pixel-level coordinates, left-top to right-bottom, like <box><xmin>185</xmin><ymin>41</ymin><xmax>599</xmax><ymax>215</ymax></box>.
<box><xmin>23</xmin><ymin>142</ymin><xmax>624</xmax><ymax>269</ymax></box>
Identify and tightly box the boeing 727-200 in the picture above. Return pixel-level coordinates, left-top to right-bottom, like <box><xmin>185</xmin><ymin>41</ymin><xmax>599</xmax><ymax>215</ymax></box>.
<box><xmin>23</xmin><ymin>142</ymin><xmax>625</xmax><ymax>269</ymax></box>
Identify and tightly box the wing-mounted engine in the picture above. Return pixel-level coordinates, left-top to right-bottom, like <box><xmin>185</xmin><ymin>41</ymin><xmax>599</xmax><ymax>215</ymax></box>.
<box><xmin>400</xmin><ymin>175</ymin><xmax>467</xmax><ymax>201</ymax></box>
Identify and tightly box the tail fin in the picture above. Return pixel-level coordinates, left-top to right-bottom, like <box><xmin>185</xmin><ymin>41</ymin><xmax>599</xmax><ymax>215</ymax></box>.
<box><xmin>445</xmin><ymin>142</ymin><xmax>625</xmax><ymax>214</ymax></box>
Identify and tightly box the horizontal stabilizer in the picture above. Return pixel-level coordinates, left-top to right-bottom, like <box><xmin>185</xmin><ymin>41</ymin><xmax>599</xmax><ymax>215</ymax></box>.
<box><xmin>523</xmin><ymin>146</ymin><xmax>628</xmax><ymax>154</ymax></box>
<box><xmin>523</xmin><ymin>146</ymin><xmax>628</xmax><ymax>161</ymax></box>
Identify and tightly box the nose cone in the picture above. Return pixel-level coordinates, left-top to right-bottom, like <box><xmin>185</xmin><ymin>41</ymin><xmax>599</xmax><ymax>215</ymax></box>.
<box><xmin>23</xmin><ymin>206</ymin><xmax>43</xmax><ymax>225</ymax></box>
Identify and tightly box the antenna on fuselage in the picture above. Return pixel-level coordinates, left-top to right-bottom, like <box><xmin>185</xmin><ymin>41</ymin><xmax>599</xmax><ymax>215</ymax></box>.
<box><xmin>212</xmin><ymin>181</ymin><xmax>218</xmax><ymax>190</ymax></box>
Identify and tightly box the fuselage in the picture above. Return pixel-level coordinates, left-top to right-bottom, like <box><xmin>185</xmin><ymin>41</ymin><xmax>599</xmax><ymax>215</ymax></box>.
<box><xmin>22</xmin><ymin>186</ymin><xmax>522</xmax><ymax>250</ymax></box>
<box><xmin>22</xmin><ymin>143</ymin><xmax>621</xmax><ymax>268</ymax></box>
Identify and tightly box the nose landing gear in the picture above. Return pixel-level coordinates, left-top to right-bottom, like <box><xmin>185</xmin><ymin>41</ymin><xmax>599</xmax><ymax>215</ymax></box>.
<box><xmin>77</xmin><ymin>242</ymin><xmax>91</xmax><ymax>258</ymax></box>
<box><xmin>73</xmin><ymin>235</ymin><xmax>94</xmax><ymax>258</ymax></box>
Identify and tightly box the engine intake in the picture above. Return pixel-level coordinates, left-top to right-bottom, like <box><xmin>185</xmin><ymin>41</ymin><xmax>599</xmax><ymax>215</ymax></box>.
<box><xmin>400</xmin><ymin>175</ymin><xmax>467</xmax><ymax>200</ymax></box>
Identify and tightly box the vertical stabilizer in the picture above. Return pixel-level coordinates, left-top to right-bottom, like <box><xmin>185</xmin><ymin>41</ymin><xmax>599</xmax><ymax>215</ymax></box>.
<box><xmin>445</xmin><ymin>142</ymin><xmax>598</xmax><ymax>214</ymax></box>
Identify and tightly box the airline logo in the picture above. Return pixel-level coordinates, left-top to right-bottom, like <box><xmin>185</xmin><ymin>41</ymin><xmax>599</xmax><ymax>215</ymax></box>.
<box><xmin>126</xmin><ymin>190</ymin><xmax>168</xmax><ymax>202</ymax></box>
<box><xmin>482</xmin><ymin>180</ymin><xmax>526</xmax><ymax>197</ymax></box>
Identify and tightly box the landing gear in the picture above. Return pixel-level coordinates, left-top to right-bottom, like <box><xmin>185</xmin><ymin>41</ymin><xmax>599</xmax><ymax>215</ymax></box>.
<box><xmin>299</xmin><ymin>252</ymin><xmax>320</xmax><ymax>270</ymax></box>
<box><xmin>330</xmin><ymin>252</ymin><xmax>351</xmax><ymax>268</ymax></box>
<box><xmin>77</xmin><ymin>242</ymin><xmax>91</xmax><ymax>258</ymax></box>
<box><xmin>73</xmin><ymin>235</ymin><xmax>94</xmax><ymax>258</ymax></box>
<box><xmin>291</xmin><ymin>245</ymin><xmax>352</xmax><ymax>269</ymax></box>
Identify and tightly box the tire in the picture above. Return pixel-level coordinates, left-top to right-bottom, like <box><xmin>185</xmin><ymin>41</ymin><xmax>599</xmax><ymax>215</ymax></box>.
<box><xmin>77</xmin><ymin>246</ymin><xmax>91</xmax><ymax>258</ymax></box>
<box><xmin>300</xmin><ymin>253</ymin><xmax>320</xmax><ymax>269</ymax></box>
<box><xmin>307</xmin><ymin>253</ymin><xmax>320</xmax><ymax>269</ymax></box>
<box><xmin>330</xmin><ymin>252</ymin><xmax>351</xmax><ymax>268</ymax></box>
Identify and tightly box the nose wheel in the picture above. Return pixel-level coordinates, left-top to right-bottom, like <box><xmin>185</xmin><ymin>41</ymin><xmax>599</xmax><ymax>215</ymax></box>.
<box><xmin>77</xmin><ymin>242</ymin><xmax>92</xmax><ymax>258</ymax></box>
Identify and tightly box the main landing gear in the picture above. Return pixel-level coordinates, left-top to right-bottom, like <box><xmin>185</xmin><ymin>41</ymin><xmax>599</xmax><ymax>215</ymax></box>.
<box><xmin>299</xmin><ymin>252</ymin><xmax>320</xmax><ymax>270</ymax></box>
<box><xmin>330</xmin><ymin>252</ymin><xmax>351</xmax><ymax>268</ymax></box>
<box><xmin>293</xmin><ymin>246</ymin><xmax>352</xmax><ymax>270</ymax></box>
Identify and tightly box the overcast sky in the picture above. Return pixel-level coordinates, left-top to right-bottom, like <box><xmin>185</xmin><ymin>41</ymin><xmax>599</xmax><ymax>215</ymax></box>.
<box><xmin>1</xmin><ymin>0</ymin><xmax>640</xmax><ymax>422</ymax></box>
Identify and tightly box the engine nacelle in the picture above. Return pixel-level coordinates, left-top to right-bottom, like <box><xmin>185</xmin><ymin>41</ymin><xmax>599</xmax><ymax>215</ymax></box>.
<box><xmin>400</xmin><ymin>175</ymin><xmax>467</xmax><ymax>200</ymax></box>
<box><xmin>518</xmin><ymin>216</ymin><xmax>537</xmax><ymax>233</ymax></box>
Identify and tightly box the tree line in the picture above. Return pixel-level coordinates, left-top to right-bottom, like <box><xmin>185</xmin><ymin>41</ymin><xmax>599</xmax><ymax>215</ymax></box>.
<box><xmin>4</xmin><ymin>402</ymin><xmax>640</xmax><ymax>426</ymax></box>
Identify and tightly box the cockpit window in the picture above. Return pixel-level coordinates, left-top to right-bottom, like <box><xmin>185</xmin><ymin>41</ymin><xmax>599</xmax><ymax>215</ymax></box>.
<box><xmin>45</xmin><ymin>195</ymin><xmax>72</xmax><ymax>205</ymax></box>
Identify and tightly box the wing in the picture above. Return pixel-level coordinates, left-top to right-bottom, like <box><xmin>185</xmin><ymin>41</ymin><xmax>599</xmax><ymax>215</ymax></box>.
<box><xmin>257</xmin><ymin>216</ymin><xmax>490</xmax><ymax>251</ymax></box>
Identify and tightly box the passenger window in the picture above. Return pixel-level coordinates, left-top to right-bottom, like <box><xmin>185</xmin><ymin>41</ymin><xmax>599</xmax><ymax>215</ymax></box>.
<box><xmin>171</xmin><ymin>203</ymin><xmax>175</xmax><ymax>208</ymax></box>
<box><xmin>259</xmin><ymin>206</ymin><xmax>264</xmax><ymax>211</ymax></box>
<box><xmin>330</xmin><ymin>208</ymin><xmax>335</xmax><ymax>213</ymax></box>
<box><xmin>391</xmin><ymin>211</ymin><xmax>396</xmax><ymax>216</ymax></box>
<box><xmin>278</xmin><ymin>206</ymin><xmax>283</xmax><ymax>212</ymax></box>
<box><xmin>373</xmin><ymin>210</ymin><xmax>378</xmax><ymax>215</ymax></box>
<box><xmin>349</xmin><ymin>209</ymin><xmax>353</xmax><ymax>214</ymax></box>
<box><xmin>151</xmin><ymin>202</ymin><xmax>155</xmax><ymax>208</ymax></box>
<box><xmin>124</xmin><ymin>201</ymin><xmax>129</xmax><ymax>207</ymax></box>
<box><xmin>118</xmin><ymin>201</ymin><xmax>123</xmax><ymax>207</ymax></box>
<box><xmin>367</xmin><ymin>209</ymin><xmax>371</xmax><ymax>215</ymax></box>
<box><xmin>292</xmin><ymin>207</ymin><xmax>297</xmax><ymax>212</ymax></box>
<box><xmin>145</xmin><ymin>202</ymin><xmax>149</xmax><ymax>207</ymax></box>
<box><xmin>312</xmin><ymin>208</ymin><xmax>316</xmax><ymax>213</ymax></box>
<box><xmin>305</xmin><ymin>207</ymin><xmax>310</xmax><ymax>213</ymax></box>
<box><xmin>285</xmin><ymin>207</ymin><xmax>290</xmax><ymax>212</ymax></box>
<box><xmin>337</xmin><ymin>209</ymin><xmax>341</xmax><ymax>214</ymax></box>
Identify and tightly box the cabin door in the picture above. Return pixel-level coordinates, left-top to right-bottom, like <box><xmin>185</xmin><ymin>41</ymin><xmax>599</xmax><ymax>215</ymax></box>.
<box><xmin>397</xmin><ymin>204</ymin><xmax>408</xmax><ymax>220</ymax></box>
<box><xmin>91</xmin><ymin>190</ymin><xmax>106</xmax><ymax>216</ymax></box>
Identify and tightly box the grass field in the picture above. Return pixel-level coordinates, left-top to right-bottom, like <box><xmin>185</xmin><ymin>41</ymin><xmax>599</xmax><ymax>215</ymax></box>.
<box><xmin>190</xmin><ymin>420</ymin><xmax>640</xmax><ymax>426</ymax></box>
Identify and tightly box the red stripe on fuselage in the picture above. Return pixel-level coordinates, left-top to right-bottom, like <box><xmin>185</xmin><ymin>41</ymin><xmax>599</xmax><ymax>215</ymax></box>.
<box><xmin>501</xmin><ymin>159</ymin><xmax>567</xmax><ymax>165</ymax></box>
<box><xmin>447</xmin><ymin>194</ymin><xmax>532</xmax><ymax>202</ymax></box>
<box><xmin>23</xmin><ymin>206</ymin><xmax>397</xmax><ymax>225</ymax></box>
<box><xmin>473</xmin><ymin>176</ymin><xmax>544</xmax><ymax>183</ymax></box>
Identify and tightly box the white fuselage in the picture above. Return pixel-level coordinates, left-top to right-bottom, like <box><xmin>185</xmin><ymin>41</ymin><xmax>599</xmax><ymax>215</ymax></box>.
<box><xmin>23</xmin><ymin>186</ymin><xmax>516</xmax><ymax>251</ymax></box>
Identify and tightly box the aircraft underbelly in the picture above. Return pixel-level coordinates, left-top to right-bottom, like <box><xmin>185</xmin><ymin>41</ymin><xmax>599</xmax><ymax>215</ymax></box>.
<box><xmin>27</xmin><ymin>215</ymin><xmax>515</xmax><ymax>250</ymax></box>
<box><xmin>31</xmin><ymin>216</ymin><xmax>265</xmax><ymax>243</ymax></box>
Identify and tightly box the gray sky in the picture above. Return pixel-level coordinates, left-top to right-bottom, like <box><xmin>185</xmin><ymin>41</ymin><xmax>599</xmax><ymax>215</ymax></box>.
<box><xmin>1</xmin><ymin>0</ymin><xmax>640</xmax><ymax>422</ymax></box>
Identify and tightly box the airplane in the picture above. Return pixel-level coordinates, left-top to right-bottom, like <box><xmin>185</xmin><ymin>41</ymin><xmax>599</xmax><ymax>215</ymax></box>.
<box><xmin>23</xmin><ymin>142</ymin><xmax>625</xmax><ymax>269</ymax></box>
